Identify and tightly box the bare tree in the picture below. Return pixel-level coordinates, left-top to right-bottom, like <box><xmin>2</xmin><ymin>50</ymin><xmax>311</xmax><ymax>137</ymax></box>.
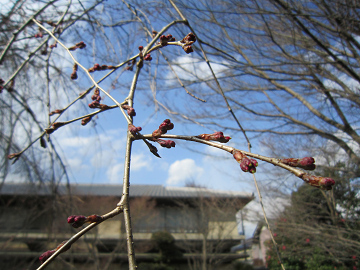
<box><xmin>157</xmin><ymin>0</ymin><xmax>360</xmax><ymax>163</ymax></box>
<box><xmin>0</xmin><ymin>1</ymin><xmax>348</xmax><ymax>270</ymax></box>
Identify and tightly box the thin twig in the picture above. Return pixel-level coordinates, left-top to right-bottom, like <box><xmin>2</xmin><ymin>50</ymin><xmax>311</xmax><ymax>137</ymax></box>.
<box><xmin>36</xmin><ymin>207</ymin><xmax>123</xmax><ymax>270</ymax></box>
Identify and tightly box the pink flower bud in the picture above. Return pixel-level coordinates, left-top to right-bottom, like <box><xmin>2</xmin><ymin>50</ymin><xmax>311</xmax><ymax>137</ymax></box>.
<box><xmin>70</xmin><ymin>71</ymin><xmax>77</xmax><ymax>80</ymax></box>
<box><xmin>158</xmin><ymin>139</ymin><xmax>176</xmax><ymax>148</ymax></box>
<box><xmin>159</xmin><ymin>119</ymin><xmax>174</xmax><ymax>131</ymax></box>
<box><xmin>233</xmin><ymin>150</ymin><xmax>246</xmax><ymax>162</ymax></box>
<box><xmin>8</xmin><ymin>152</ymin><xmax>21</xmax><ymax>160</ymax></box>
<box><xmin>67</xmin><ymin>215</ymin><xmax>76</xmax><ymax>223</ymax></box>
<box><xmin>128</xmin><ymin>124</ymin><xmax>142</xmax><ymax>135</ymax></box>
<box><xmin>240</xmin><ymin>157</ymin><xmax>258</xmax><ymax>173</ymax></box>
<box><xmin>300</xmin><ymin>174</ymin><xmax>335</xmax><ymax>190</ymax></box>
<box><xmin>144</xmin><ymin>54</ymin><xmax>152</xmax><ymax>61</ymax></box>
<box><xmin>88</xmin><ymin>100</ymin><xmax>100</xmax><ymax>109</ymax></box>
<box><xmin>75</xmin><ymin>41</ymin><xmax>86</xmax><ymax>49</ymax></box>
<box><xmin>280</xmin><ymin>157</ymin><xmax>316</xmax><ymax>170</ymax></box>
<box><xmin>71</xmin><ymin>215</ymin><xmax>87</xmax><ymax>228</ymax></box>
<box><xmin>138</xmin><ymin>46</ymin><xmax>143</xmax><ymax>51</ymax></box>
<box><xmin>127</xmin><ymin>107</ymin><xmax>136</xmax><ymax>117</ymax></box>
<box><xmin>52</xmin><ymin>122</ymin><xmax>65</xmax><ymax>129</ymax></box>
<box><xmin>81</xmin><ymin>116</ymin><xmax>92</xmax><ymax>126</ymax></box>
<box><xmin>39</xmin><ymin>250</ymin><xmax>55</xmax><ymax>264</ymax></box>
<box><xmin>184</xmin><ymin>45</ymin><xmax>193</xmax><ymax>54</ymax></box>
<box><xmin>87</xmin><ymin>214</ymin><xmax>103</xmax><ymax>223</ymax></box>
<box><xmin>181</xmin><ymin>32</ymin><xmax>196</xmax><ymax>43</ymax></box>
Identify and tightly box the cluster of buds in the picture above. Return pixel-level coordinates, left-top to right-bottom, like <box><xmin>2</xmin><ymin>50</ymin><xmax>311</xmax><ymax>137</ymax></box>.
<box><xmin>144</xmin><ymin>54</ymin><xmax>152</xmax><ymax>61</ymax></box>
<box><xmin>280</xmin><ymin>157</ymin><xmax>316</xmax><ymax>170</ymax></box>
<box><xmin>152</xmin><ymin>119</ymin><xmax>174</xmax><ymax>138</ymax></box>
<box><xmin>121</xmin><ymin>104</ymin><xmax>136</xmax><ymax>117</ymax></box>
<box><xmin>181</xmin><ymin>32</ymin><xmax>196</xmax><ymax>54</ymax></box>
<box><xmin>88</xmin><ymin>88</ymin><xmax>109</xmax><ymax>110</ymax></box>
<box><xmin>128</xmin><ymin>124</ymin><xmax>142</xmax><ymax>136</ymax></box>
<box><xmin>233</xmin><ymin>150</ymin><xmax>258</xmax><ymax>174</ymax></box>
<box><xmin>126</xmin><ymin>59</ymin><xmax>136</xmax><ymax>71</ymax></box>
<box><xmin>67</xmin><ymin>214</ymin><xmax>102</xmax><ymax>228</ymax></box>
<box><xmin>159</xmin><ymin>34</ymin><xmax>175</xmax><ymax>46</ymax></box>
<box><xmin>49</xmin><ymin>109</ymin><xmax>64</xmax><ymax>116</ymax></box>
<box><xmin>46</xmin><ymin>21</ymin><xmax>57</xmax><ymax>27</ymax></box>
<box><xmin>68</xmin><ymin>41</ymin><xmax>86</xmax><ymax>51</ymax></box>
<box><xmin>157</xmin><ymin>139</ymin><xmax>176</xmax><ymax>149</ymax></box>
<box><xmin>49</xmin><ymin>42</ymin><xmax>57</xmax><ymax>49</ymax></box>
<box><xmin>70</xmin><ymin>63</ymin><xmax>78</xmax><ymax>80</ymax></box>
<box><xmin>196</xmin><ymin>131</ymin><xmax>231</xmax><ymax>143</ymax></box>
<box><xmin>39</xmin><ymin>241</ymin><xmax>70</xmax><ymax>264</ymax></box>
<box><xmin>88</xmin><ymin>63</ymin><xmax>116</xmax><ymax>73</ymax></box>
<box><xmin>0</xmin><ymin>78</ymin><xmax>4</xmax><ymax>93</ymax></box>
<box><xmin>34</xmin><ymin>27</ymin><xmax>43</xmax><ymax>38</ymax></box>
<box><xmin>7</xmin><ymin>152</ymin><xmax>21</xmax><ymax>160</ymax></box>
<box><xmin>45</xmin><ymin>122</ymin><xmax>66</xmax><ymax>134</ymax></box>
<box><xmin>300</xmin><ymin>174</ymin><xmax>335</xmax><ymax>190</ymax></box>
<box><xmin>81</xmin><ymin>116</ymin><xmax>92</xmax><ymax>126</ymax></box>
<box><xmin>150</xmin><ymin>119</ymin><xmax>176</xmax><ymax>149</ymax></box>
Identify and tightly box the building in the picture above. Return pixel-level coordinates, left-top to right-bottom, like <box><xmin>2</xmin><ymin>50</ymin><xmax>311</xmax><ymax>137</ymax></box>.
<box><xmin>231</xmin><ymin>222</ymin><xmax>271</xmax><ymax>270</ymax></box>
<box><xmin>0</xmin><ymin>183</ymin><xmax>254</xmax><ymax>269</ymax></box>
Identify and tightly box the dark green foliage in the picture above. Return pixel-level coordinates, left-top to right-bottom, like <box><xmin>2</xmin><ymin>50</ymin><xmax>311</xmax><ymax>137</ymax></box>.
<box><xmin>138</xmin><ymin>262</ymin><xmax>175</xmax><ymax>270</ymax></box>
<box><xmin>266</xmin><ymin>162</ymin><xmax>360</xmax><ymax>269</ymax></box>
<box><xmin>151</xmin><ymin>231</ymin><xmax>183</xmax><ymax>264</ymax></box>
<box><xmin>232</xmin><ymin>261</ymin><xmax>254</xmax><ymax>270</ymax></box>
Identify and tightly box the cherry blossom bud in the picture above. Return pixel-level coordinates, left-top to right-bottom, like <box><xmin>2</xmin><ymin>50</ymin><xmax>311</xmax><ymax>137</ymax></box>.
<box><xmin>67</xmin><ymin>215</ymin><xmax>76</xmax><ymax>223</ymax></box>
<box><xmin>158</xmin><ymin>119</ymin><xmax>174</xmax><ymax>132</ymax></box>
<box><xmin>127</xmin><ymin>107</ymin><xmax>136</xmax><ymax>116</ymax></box>
<box><xmin>184</xmin><ymin>45</ymin><xmax>193</xmax><ymax>54</ymax></box>
<box><xmin>300</xmin><ymin>174</ymin><xmax>335</xmax><ymax>190</ymax></box>
<box><xmin>52</xmin><ymin>122</ymin><xmax>65</xmax><ymax>129</ymax></box>
<box><xmin>76</xmin><ymin>41</ymin><xmax>86</xmax><ymax>49</ymax></box>
<box><xmin>233</xmin><ymin>150</ymin><xmax>246</xmax><ymax>162</ymax></box>
<box><xmin>157</xmin><ymin>139</ymin><xmax>176</xmax><ymax>148</ymax></box>
<box><xmin>280</xmin><ymin>157</ymin><xmax>316</xmax><ymax>170</ymax></box>
<box><xmin>138</xmin><ymin>46</ymin><xmax>143</xmax><ymax>51</ymax></box>
<box><xmin>181</xmin><ymin>32</ymin><xmax>196</xmax><ymax>43</ymax></box>
<box><xmin>128</xmin><ymin>124</ymin><xmax>142</xmax><ymax>135</ymax></box>
<box><xmin>70</xmin><ymin>71</ymin><xmax>77</xmax><ymax>80</ymax></box>
<box><xmin>71</xmin><ymin>215</ymin><xmax>87</xmax><ymax>228</ymax></box>
<box><xmin>240</xmin><ymin>157</ymin><xmax>258</xmax><ymax>173</ymax></box>
<box><xmin>40</xmin><ymin>136</ymin><xmax>46</xmax><ymax>148</ymax></box>
<box><xmin>144</xmin><ymin>54</ymin><xmax>152</xmax><ymax>61</ymax></box>
<box><xmin>49</xmin><ymin>109</ymin><xmax>64</xmax><ymax>116</ymax></box>
<box><xmin>99</xmin><ymin>104</ymin><xmax>109</xmax><ymax>110</ymax></box>
<box><xmin>7</xmin><ymin>152</ymin><xmax>21</xmax><ymax>160</ymax></box>
<box><xmin>233</xmin><ymin>150</ymin><xmax>258</xmax><ymax>174</ymax></box>
<box><xmin>197</xmin><ymin>132</ymin><xmax>231</xmax><ymax>143</ymax></box>
<box><xmin>87</xmin><ymin>215</ymin><xmax>103</xmax><ymax>223</ymax></box>
<box><xmin>39</xmin><ymin>250</ymin><xmax>55</xmax><ymax>264</ymax></box>
<box><xmin>81</xmin><ymin>116</ymin><xmax>92</xmax><ymax>126</ymax></box>
<box><xmin>88</xmin><ymin>100</ymin><xmax>100</xmax><ymax>109</ymax></box>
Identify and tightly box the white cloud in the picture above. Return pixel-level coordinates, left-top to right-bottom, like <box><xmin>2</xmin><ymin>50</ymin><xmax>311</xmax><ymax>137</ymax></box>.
<box><xmin>166</xmin><ymin>55</ymin><xmax>229</xmax><ymax>83</ymax></box>
<box><xmin>130</xmin><ymin>153</ymin><xmax>152</xmax><ymax>171</ymax></box>
<box><xmin>106</xmin><ymin>163</ymin><xmax>124</xmax><ymax>184</ymax></box>
<box><xmin>166</xmin><ymin>158</ymin><xmax>204</xmax><ymax>186</ymax></box>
